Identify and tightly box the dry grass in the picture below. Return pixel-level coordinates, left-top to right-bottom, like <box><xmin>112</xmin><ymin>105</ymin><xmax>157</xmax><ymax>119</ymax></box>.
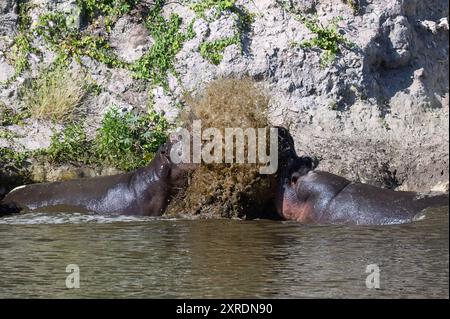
<box><xmin>166</xmin><ymin>77</ymin><xmax>277</xmax><ymax>219</ymax></box>
<box><xmin>24</xmin><ymin>65</ymin><xmax>87</xmax><ymax>122</ymax></box>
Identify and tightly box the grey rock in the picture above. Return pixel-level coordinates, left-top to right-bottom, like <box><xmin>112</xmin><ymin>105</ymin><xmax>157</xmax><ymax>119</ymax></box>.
<box><xmin>383</xmin><ymin>15</ymin><xmax>412</xmax><ymax>69</ymax></box>
<box><xmin>109</xmin><ymin>16</ymin><xmax>152</xmax><ymax>63</ymax></box>
<box><xmin>0</xmin><ymin>0</ymin><xmax>17</xmax><ymax>14</ymax></box>
<box><xmin>0</xmin><ymin>12</ymin><xmax>17</xmax><ymax>36</ymax></box>
<box><xmin>0</xmin><ymin>60</ymin><xmax>14</xmax><ymax>82</ymax></box>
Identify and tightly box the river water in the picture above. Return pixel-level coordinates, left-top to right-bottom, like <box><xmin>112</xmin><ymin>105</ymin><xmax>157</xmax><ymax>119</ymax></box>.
<box><xmin>0</xmin><ymin>206</ymin><xmax>448</xmax><ymax>298</ymax></box>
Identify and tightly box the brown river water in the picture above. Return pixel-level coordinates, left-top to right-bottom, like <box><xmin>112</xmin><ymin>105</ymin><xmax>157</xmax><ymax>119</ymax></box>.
<box><xmin>0</xmin><ymin>206</ymin><xmax>448</xmax><ymax>298</ymax></box>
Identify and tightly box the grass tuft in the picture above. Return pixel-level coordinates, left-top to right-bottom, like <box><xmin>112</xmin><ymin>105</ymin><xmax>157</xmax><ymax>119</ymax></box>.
<box><xmin>23</xmin><ymin>65</ymin><xmax>87</xmax><ymax>122</ymax></box>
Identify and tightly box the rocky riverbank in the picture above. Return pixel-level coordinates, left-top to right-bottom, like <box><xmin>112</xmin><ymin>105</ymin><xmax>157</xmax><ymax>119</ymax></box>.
<box><xmin>1</xmin><ymin>0</ymin><xmax>449</xmax><ymax>199</ymax></box>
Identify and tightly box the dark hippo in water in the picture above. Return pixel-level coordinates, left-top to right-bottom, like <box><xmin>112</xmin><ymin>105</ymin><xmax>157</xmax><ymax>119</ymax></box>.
<box><xmin>0</xmin><ymin>142</ymin><xmax>192</xmax><ymax>217</ymax></box>
<box><xmin>275</xmin><ymin>127</ymin><xmax>449</xmax><ymax>225</ymax></box>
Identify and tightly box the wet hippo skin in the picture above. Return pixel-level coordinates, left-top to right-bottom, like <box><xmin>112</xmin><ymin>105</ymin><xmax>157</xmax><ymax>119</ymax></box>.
<box><xmin>0</xmin><ymin>142</ymin><xmax>191</xmax><ymax>216</ymax></box>
<box><xmin>274</xmin><ymin>127</ymin><xmax>449</xmax><ymax>225</ymax></box>
<box><xmin>277</xmin><ymin>169</ymin><xmax>449</xmax><ymax>225</ymax></box>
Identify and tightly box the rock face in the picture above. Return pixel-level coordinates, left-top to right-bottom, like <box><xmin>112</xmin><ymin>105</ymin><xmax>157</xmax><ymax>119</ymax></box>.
<box><xmin>0</xmin><ymin>0</ymin><xmax>449</xmax><ymax>193</ymax></box>
<box><xmin>0</xmin><ymin>0</ymin><xmax>18</xmax><ymax>36</ymax></box>
<box><xmin>109</xmin><ymin>16</ymin><xmax>153</xmax><ymax>63</ymax></box>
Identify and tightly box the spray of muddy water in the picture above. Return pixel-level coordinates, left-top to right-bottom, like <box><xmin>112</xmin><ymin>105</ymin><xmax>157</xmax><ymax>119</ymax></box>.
<box><xmin>165</xmin><ymin>78</ymin><xmax>277</xmax><ymax>219</ymax></box>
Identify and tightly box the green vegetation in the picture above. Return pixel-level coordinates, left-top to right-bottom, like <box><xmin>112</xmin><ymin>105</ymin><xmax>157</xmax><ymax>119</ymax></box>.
<box><xmin>277</xmin><ymin>1</ymin><xmax>354</xmax><ymax>66</ymax></box>
<box><xmin>190</xmin><ymin>0</ymin><xmax>254</xmax><ymax>30</ymax></box>
<box><xmin>1</xmin><ymin>0</ymin><xmax>261</xmax><ymax>177</ymax></box>
<box><xmin>8</xmin><ymin>2</ymin><xmax>36</xmax><ymax>77</ymax></box>
<box><xmin>30</xmin><ymin>0</ymin><xmax>198</xmax><ymax>89</ymax></box>
<box><xmin>95</xmin><ymin>107</ymin><xmax>169</xmax><ymax>170</ymax></box>
<box><xmin>294</xmin><ymin>16</ymin><xmax>354</xmax><ymax>66</ymax></box>
<box><xmin>7</xmin><ymin>1</ymin><xmax>129</xmax><ymax>79</ymax></box>
<box><xmin>35</xmin><ymin>11</ymin><xmax>126</xmax><ymax>68</ymax></box>
<box><xmin>190</xmin><ymin>0</ymin><xmax>253</xmax><ymax>65</ymax></box>
<box><xmin>45</xmin><ymin>107</ymin><xmax>169</xmax><ymax>171</ymax></box>
<box><xmin>22</xmin><ymin>65</ymin><xmax>88</xmax><ymax>122</ymax></box>
<box><xmin>6</xmin><ymin>0</ymin><xmax>252</xmax><ymax>87</ymax></box>
<box><xmin>10</xmin><ymin>34</ymin><xmax>34</xmax><ymax>77</ymax></box>
<box><xmin>200</xmin><ymin>35</ymin><xmax>240</xmax><ymax>65</ymax></box>
<box><xmin>76</xmin><ymin>0</ymin><xmax>137</xmax><ymax>29</ymax></box>
<box><xmin>131</xmin><ymin>1</ymin><xmax>194</xmax><ymax>88</ymax></box>
<box><xmin>0</xmin><ymin>129</ymin><xmax>20</xmax><ymax>140</ymax></box>
<box><xmin>191</xmin><ymin>0</ymin><xmax>236</xmax><ymax>18</ymax></box>
<box><xmin>46</xmin><ymin>123</ymin><xmax>93</xmax><ymax>164</ymax></box>
<box><xmin>0</xmin><ymin>103</ymin><xmax>29</xmax><ymax>126</ymax></box>
<box><xmin>0</xmin><ymin>147</ymin><xmax>30</xmax><ymax>171</ymax></box>
<box><xmin>1</xmin><ymin>105</ymin><xmax>170</xmax><ymax>172</ymax></box>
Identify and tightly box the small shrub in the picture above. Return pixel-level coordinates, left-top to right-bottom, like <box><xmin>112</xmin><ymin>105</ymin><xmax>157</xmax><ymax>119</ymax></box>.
<box><xmin>45</xmin><ymin>107</ymin><xmax>169</xmax><ymax>170</ymax></box>
<box><xmin>23</xmin><ymin>65</ymin><xmax>87</xmax><ymax>122</ymax></box>
<box><xmin>46</xmin><ymin>124</ymin><xmax>93</xmax><ymax>164</ymax></box>
<box><xmin>9</xmin><ymin>34</ymin><xmax>34</xmax><ymax>77</ymax></box>
<box><xmin>191</xmin><ymin>0</ymin><xmax>253</xmax><ymax>30</ymax></box>
<box><xmin>0</xmin><ymin>147</ymin><xmax>29</xmax><ymax>171</ymax></box>
<box><xmin>94</xmin><ymin>107</ymin><xmax>169</xmax><ymax>171</ymax></box>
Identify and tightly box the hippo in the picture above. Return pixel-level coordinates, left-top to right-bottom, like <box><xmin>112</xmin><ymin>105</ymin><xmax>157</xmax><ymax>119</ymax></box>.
<box><xmin>0</xmin><ymin>141</ymin><xmax>192</xmax><ymax>217</ymax></box>
<box><xmin>275</xmin><ymin>127</ymin><xmax>449</xmax><ymax>225</ymax></box>
<box><xmin>0</xmin><ymin>202</ymin><xmax>20</xmax><ymax>216</ymax></box>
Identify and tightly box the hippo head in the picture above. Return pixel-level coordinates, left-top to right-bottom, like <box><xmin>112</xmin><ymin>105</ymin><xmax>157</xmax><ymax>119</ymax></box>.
<box><xmin>152</xmin><ymin>138</ymin><xmax>197</xmax><ymax>193</ymax></box>
<box><xmin>274</xmin><ymin>127</ymin><xmax>319</xmax><ymax>219</ymax></box>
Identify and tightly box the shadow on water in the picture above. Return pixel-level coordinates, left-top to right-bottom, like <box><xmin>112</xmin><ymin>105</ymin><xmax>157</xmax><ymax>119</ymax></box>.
<box><xmin>0</xmin><ymin>206</ymin><xmax>448</xmax><ymax>298</ymax></box>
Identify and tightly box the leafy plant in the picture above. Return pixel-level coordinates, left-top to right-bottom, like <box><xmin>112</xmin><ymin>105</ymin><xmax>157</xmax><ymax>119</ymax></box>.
<box><xmin>76</xmin><ymin>0</ymin><xmax>137</xmax><ymax>29</ymax></box>
<box><xmin>10</xmin><ymin>34</ymin><xmax>34</xmax><ymax>76</ymax></box>
<box><xmin>45</xmin><ymin>106</ymin><xmax>170</xmax><ymax>171</ymax></box>
<box><xmin>191</xmin><ymin>0</ymin><xmax>236</xmax><ymax>18</ymax></box>
<box><xmin>130</xmin><ymin>1</ymin><xmax>193</xmax><ymax>88</ymax></box>
<box><xmin>7</xmin><ymin>2</ymin><xmax>37</xmax><ymax>77</ymax></box>
<box><xmin>0</xmin><ymin>103</ymin><xmax>30</xmax><ymax>126</ymax></box>
<box><xmin>295</xmin><ymin>15</ymin><xmax>354</xmax><ymax>66</ymax></box>
<box><xmin>36</xmin><ymin>11</ymin><xmax>125</xmax><ymax>68</ymax></box>
<box><xmin>94</xmin><ymin>107</ymin><xmax>170</xmax><ymax>171</ymax></box>
<box><xmin>190</xmin><ymin>0</ymin><xmax>253</xmax><ymax>29</ymax></box>
<box><xmin>0</xmin><ymin>147</ymin><xmax>30</xmax><ymax>171</ymax></box>
<box><xmin>46</xmin><ymin>124</ymin><xmax>94</xmax><ymax>164</ymax></box>
<box><xmin>190</xmin><ymin>0</ymin><xmax>253</xmax><ymax>65</ymax></box>
<box><xmin>199</xmin><ymin>36</ymin><xmax>240</xmax><ymax>65</ymax></box>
